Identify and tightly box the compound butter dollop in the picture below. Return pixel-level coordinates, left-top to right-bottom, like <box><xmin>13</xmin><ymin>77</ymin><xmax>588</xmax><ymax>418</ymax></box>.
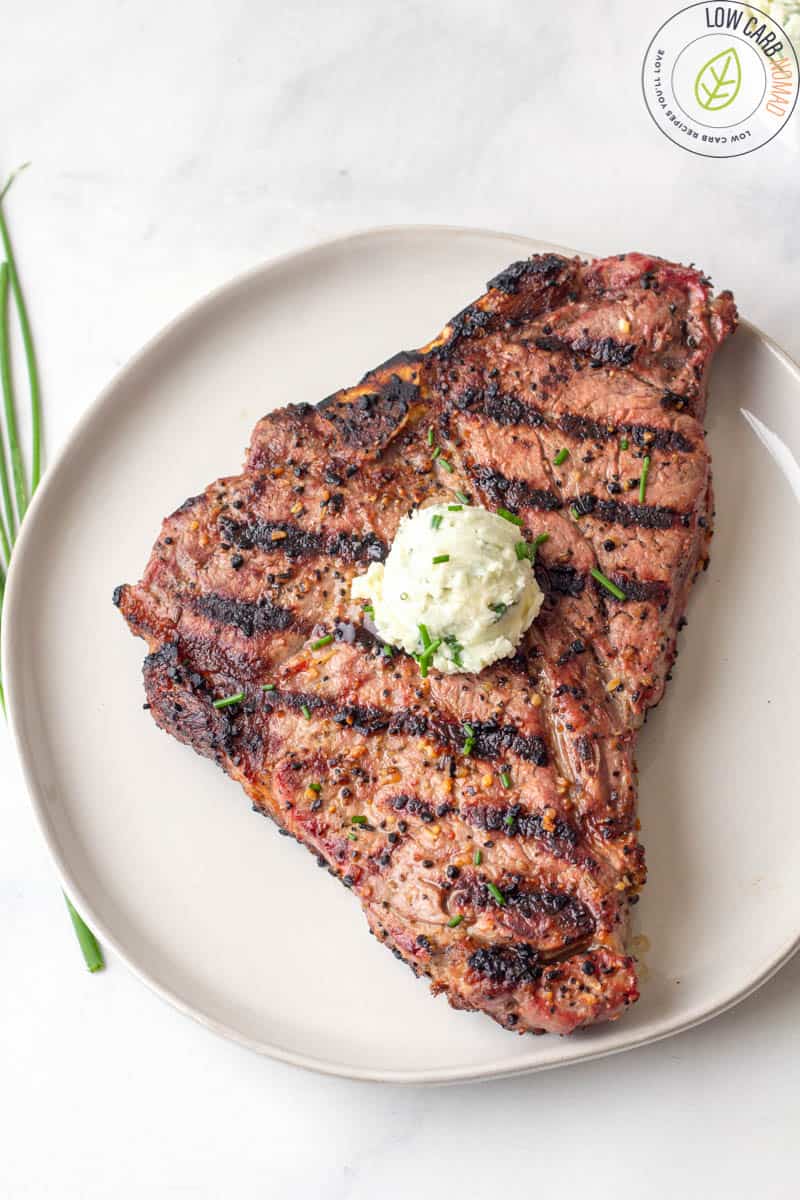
<box><xmin>350</xmin><ymin>503</ymin><xmax>544</xmax><ymax>675</ymax></box>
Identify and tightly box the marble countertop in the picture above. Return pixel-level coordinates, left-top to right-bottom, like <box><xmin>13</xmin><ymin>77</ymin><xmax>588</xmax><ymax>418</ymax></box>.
<box><xmin>2</xmin><ymin>0</ymin><xmax>798</xmax><ymax>1195</ymax></box>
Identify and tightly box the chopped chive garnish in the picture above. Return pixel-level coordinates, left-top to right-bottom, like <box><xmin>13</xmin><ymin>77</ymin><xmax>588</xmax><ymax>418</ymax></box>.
<box><xmin>431</xmin><ymin>446</ymin><xmax>441</xmax><ymax>460</ymax></box>
<box><xmin>301</xmin><ymin>704</ymin><xmax>312</xmax><ymax>720</ymax></box>
<box><xmin>554</xmin><ymin>448</ymin><xmax>569</xmax><ymax>466</ymax></box>
<box><xmin>590</xmin><ymin>566</ymin><xmax>626</xmax><ymax>600</ymax></box>
<box><xmin>418</xmin><ymin>638</ymin><xmax>442</xmax><ymax>677</ymax></box>
<box><xmin>427</xmin><ymin>427</ymin><xmax>434</xmax><ymax>446</ymax></box>
<box><xmin>620</xmin><ymin>436</ymin><xmax>629</xmax><ymax>450</ymax></box>
<box><xmin>639</xmin><ymin>454</ymin><xmax>651</xmax><ymax>503</ymax></box>
<box><xmin>348</xmin><ymin>831</ymin><xmax>358</xmax><ymax>841</ymax></box>
<box><xmin>533</xmin><ymin>532</ymin><xmax>550</xmax><ymax>549</ymax></box>
<box><xmin>363</xmin><ymin>604</ymin><xmax>375</xmax><ymax>617</ymax></box>
<box><xmin>419</xmin><ymin>623</ymin><xmax>431</xmax><ymax>649</ymax></box>
<box><xmin>490</xmin><ymin>602</ymin><xmax>507</xmax><ymax>616</ymax></box>
<box><xmin>430</xmin><ymin>513</ymin><xmax>443</xmax><ymax>530</ymax></box>
<box><xmin>262</xmin><ymin>683</ymin><xmax>276</xmax><ymax>691</ymax></box>
<box><xmin>462</xmin><ymin>722</ymin><xmax>475</xmax><ymax>756</ymax></box>
<box><xmin>473</xmin><ymin>850</ymin><xmax>482</xmax><ymax>867</ymax></box>
<box><xmin>447</xmin><ymin>914</ymin><xmax>464</xmax><ymax>928</ymax></box>
<box><xmin>382</xmin><ymin>644</ymin><xmax>393</xmax><ymax>657</ymax></box>
<box><xmin>213</xmin><ymin>691</ymin><xmax>245</xmax><ymax>709</ymax></box>
<box><xmin>486</xmin><ymin>881</ymin><xmax>507</xmax><ymax>906</ymax></box>
<box><xmin>351</xmin><ymin>814</ymin><xmax>367</xmax><ymax>825</ymax></box>
<box><xmin>311</xmin><ymin>634</ymin><xmax>334</xmax><ymax>650</ymax></box>
<box><xmin>497</xmin><ymin>507</ymin><xmax>522</xmax><ymax>526</ymax></box>
<box><xmin>500</xmin><ymin>770</ymin><xmax>512</xmax><ymax>789</ymax></box>
<box><xmin>447</xmin><ymin>504</ymin><xmax>463</xmax><ymax>511</ymax></box>
<box><xmin>308</xmin><ymin>782</ymin><xmax>322</xmax><ymax>793</ymax></box>
<box><xmin>432</xmin><ymin>553</ymin><xmax>450</xmax><ymax>564</ymax></box>
<box><xmin>515</xmin><ymin>541</ymin><xmax>531</xmax><ymax>561</ymax></box>
<box><xmin>570</xmin><ymin>505</ymin><xmax>581</xmax><ymax>520</ymax></box>
<box><xmin>455</xmin><ymin>491</ymin><xmax>470</xmax><ymax>504</ymax></box>
<box><xmin>438</xmin><ymin>457</ymin><xmax>454</xmax><ymax>472</ymax></box>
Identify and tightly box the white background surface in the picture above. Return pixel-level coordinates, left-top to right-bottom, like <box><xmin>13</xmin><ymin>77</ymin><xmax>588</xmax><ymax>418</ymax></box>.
<box><xmin>1</xmin><ymin>1</ymin><xmax>798</xmax><ymax>1195</ymax></box>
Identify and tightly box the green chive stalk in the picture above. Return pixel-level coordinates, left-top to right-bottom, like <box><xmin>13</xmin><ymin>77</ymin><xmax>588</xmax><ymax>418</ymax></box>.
<box><xmin>0</xmin><ymin>261</ymin><xmax>27</xmax><ymax>520</ymax></box>
<box><xmin>65</xmin><ymin>896</ymin><xmax>104</xmax><ymax>972</ymax></box>
<box><xmin>0</xmin><ymin>266</ymin><xmax>17</xmax><ymax>555</ymax></box>
<box><xmin>0</xmin><ymin>164</ymin><xmax>41</xmax><ymax>491</ymax></box>
<box><xmin>0</xmin><ymin>166</ymin><xmax>103</xmax><ymax>973</ymax></box>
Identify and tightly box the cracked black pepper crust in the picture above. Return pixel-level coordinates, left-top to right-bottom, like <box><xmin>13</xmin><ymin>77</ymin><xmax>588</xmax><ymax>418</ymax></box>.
<box><xmin>115</xmin><ymin>250</ymin><xmax>737</xmax><ymax>1037</ymax></box>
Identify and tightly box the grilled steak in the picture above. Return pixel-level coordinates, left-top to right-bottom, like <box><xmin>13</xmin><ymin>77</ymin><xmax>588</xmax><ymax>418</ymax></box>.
<box><xmin>115</xmin><ymin>252</ymin><xmax>736</xmax><ymax>1035</ymax></box>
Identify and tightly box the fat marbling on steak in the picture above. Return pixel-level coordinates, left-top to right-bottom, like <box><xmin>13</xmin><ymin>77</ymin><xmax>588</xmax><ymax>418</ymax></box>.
<box><xmin>115</xmin><ymin>252</ymin><xmax>736</xmax><ymax>1035</ymax></box>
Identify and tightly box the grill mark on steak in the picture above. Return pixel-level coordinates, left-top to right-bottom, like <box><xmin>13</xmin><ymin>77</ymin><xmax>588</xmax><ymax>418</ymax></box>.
<box><xmin>594</xmin><ymin>497</ymin><xmax>682</xmax><ymax>530</ymax></box>
<box><xmin>467</xmin><ymin>942</ymin><xmax>541</xmax><ymax>985</ymax></box>
<box><xmin>454</xmin><ymin>386</ymin><xmax>694</xmax><ymax>453</ymax></box>
<box><xmin>266</xmin><ymin>690</ymin><xmax>548</xmax><ymax>766</ymax></box>
<box><xmin>557</xmin><ymin>412</ymin><xmax>694</xmax><ymax>453</ymax></box>
<box><xmin>219</xmin><ymin>515</ymin><xmax>388</xmax><ymax>564</ymax></box>
<box><xmin>453</xmin><ymin>385</ymin><xmax>546</xmax><ymax>429</ymax></box>
<box><xmin>194</xmin><ymin>592</ymin><xmax>294</xmax><ymax>636</ymax></box>
<box><xmin>569</xmin><ymin>492</ymin><xmax>683</xmax><ymax>530</ymax></box>
<box><xmin>534</xmin><ymin>333</ymin><xmax>637</xmax><ymax>368</ymax></box>
<box><xmin>470</xmin><ymin>465</ymin><xmax>562</xmax><ymax>512</ymax></box>
<box><xmin>600</xmin><ymin>575</ymin><xmax>670</xmax><ymax>606</ymax></box>
<box><xmin>471</xmin><ymin>446</ymin><xmax>687</xmax><ymax>532</ymax></box>
<box><xmin>457</xmin><ymin>877</ymin><xmax>595</xmax><ymax>936</ymax></box>
<box><xmin>535</xmin><ymin>562</ymin><xmax>586</xmax><ymax>598</ymax></box>
<box><xmin>461</xmin><ymin>802</ymin><xmax>581</xmax><ymax>857</ymax></box>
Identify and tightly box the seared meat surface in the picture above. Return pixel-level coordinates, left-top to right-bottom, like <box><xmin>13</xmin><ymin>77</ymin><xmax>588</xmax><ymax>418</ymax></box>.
<box><xmin>116</xmin><ymin>252</ymin><xmax>736</xmax><ymax>1035</ymax></box>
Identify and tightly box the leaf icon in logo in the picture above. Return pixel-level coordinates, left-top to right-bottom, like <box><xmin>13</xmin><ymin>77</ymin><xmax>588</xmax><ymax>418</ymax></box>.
<box><xmin>694</xmin><ymin>46</ymin><xmax>742</xmax><ymax>112</ymax></box>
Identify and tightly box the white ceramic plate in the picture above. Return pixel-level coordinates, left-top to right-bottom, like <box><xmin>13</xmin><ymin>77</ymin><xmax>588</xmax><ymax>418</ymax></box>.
<box><xmin>5</xmin><ymin>227</ymin><xmax>800</xmax><ymax>1084</ymax></box>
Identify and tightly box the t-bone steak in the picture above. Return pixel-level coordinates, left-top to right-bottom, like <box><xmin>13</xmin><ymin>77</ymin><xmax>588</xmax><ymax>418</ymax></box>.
<box><xmin>115</xmin><ymin>251</ymin><xmax>736</xmax><ymax>1035</ymax></box>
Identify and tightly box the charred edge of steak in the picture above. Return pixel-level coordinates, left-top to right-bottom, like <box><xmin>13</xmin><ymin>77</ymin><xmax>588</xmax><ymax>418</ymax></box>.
<box><xmin>486</xmin><ymin>254</ymin><xmax>568</xmax><ymax>295</ymax></box>
<box><xmin>442</xmin><ymin>304</ymin><xmax>495</xmax><ymax>344</ymax></box>
<box><xmin>141</xmin><ymin>642</ymin><xmax>244</xmax><ymax>762</ymax></box>
<box><xmin>467</xmin><ymin>942</ymin><xmax>542</xmax><ymax>986</ymax></box>
<box><xmin>219</xmin><ymin>515</ymin><xmax>388</xmax><ymax>564</ymax></box>
<box><xmin>362</xmin><ymin>348</ymin><xmax>425</xmax><ymax>379</ymax></box>
<box><xmin>266</xmin><ymin>692</ymin><xmax>548</xmax><ymax>766</ymax></box>
<box><xmin>194</xmin><ymin>592</ymin><xmax>294</xmax><ymax>636</ymax></box>
<box><xmin>318</xmin><ymin>373</ymin><xmax>419</xmax><ymax>449</ymax></box>
<box><xmin>470</xmin><ymin>465</ymin><xmax>562</xmax><ymax>513</ymax></box>
<box><xmin>534</xmin><ymin>333</ymin><xmax>637</xmax><ymax>369</ymax></box>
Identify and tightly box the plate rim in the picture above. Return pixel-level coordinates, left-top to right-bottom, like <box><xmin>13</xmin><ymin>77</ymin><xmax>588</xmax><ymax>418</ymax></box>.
<box><xmin>4</xmin><ymin>223</ymin><xmax>800</xmax><ymax>1084</ymax></box>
